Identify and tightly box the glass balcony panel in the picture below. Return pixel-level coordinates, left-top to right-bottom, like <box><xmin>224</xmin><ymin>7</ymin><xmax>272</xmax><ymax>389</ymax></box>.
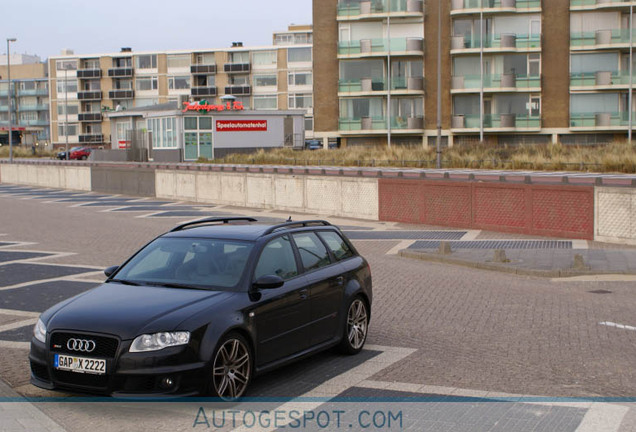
<box><xmin>570</xmin><ymin>71</ymin><xmax>633</xmax><ymax>86</ymax></box>
<box><xmin>570</xmin><ymin>111</ymin><xmax>636</xmax><ymax>127</ymax></box>
<box><xmin>452</xmin><ymin>74</ymin><xmax>541</xmax><ymax>89</ymax></box>
<box><xmin>338</xmin><ymin>0</ymin><xmax>423</xmax><ymax>16</ymax></box>
<box><xmin>455</xmin><ymin>33</ymin><xmax>541</xmax><ymax>50</ymax></box>
<box><xmin>456</xmin><ymin>114</ymin><xmax>541</xmax><ymax>128</ymax></box>
<box><xmin>571</xmin><ymin>29</ymin><xmax>635</xmax><ymax>48</ymax></box>
<box><xmin>338</xmin><ymin>38</ymin><xmax>424</xmax><ymax>55</ymax></box>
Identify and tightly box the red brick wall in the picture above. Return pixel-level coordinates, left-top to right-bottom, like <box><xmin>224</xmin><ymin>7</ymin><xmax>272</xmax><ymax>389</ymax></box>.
<box><xmin>379</xmin><ymin>179</ymin><xmax>594</xmax><ymax>239</ymax></box>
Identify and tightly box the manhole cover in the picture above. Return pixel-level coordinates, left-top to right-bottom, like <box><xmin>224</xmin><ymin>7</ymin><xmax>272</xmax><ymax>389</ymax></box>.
<box><xmin>588</xmin><ymin>290</ymin><xmax>613</xmax><ymax>295</ymax></box>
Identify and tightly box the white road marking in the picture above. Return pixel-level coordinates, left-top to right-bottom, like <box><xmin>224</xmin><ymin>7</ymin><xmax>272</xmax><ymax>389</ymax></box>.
<box><xmin>0</xmin><ymin>271</ymin><xmax>103</xmax><ymax>292</ymax></box>
<box><xmin>599</xmin><ymin>321</ymin><xmax>636</xmax><ymax>331</ymax></box>
<box><xmin>576</xmin><ymin>403</ymin><xmax>629</xmax><ymax>432</ymax></box>
<box><xmin>0</xmin><ymin>318</ymin><xmax>37</xmax><ymax>333</ymax></box>
<box><xmin>0</xmin><ymin>250</ymin><xmax>78</xmax><ymax>267</ymax></box>
<box><xmin>0</xmin><ymin>309</ymin><xmax>40</xmax><ymax>318</ymax></box>
<box><xmin>572</xmin><ymin>240</ymin><xmax>589</xmax><ymax>249</ymax></box>
<box><xmin>387</xmin><ymin>240</ymin><xmax>416</xmax><ymax>255</ymax></box>
<box><xmin>461</xmin><ymin>230</ymin><xmax>482</xmax><ymax>241</ymax></box>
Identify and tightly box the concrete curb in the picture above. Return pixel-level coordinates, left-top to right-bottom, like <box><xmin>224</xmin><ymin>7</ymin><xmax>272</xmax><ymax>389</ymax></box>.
<box><xmin>0</xmin><ymin>378</ymin><xmax>66</xmax><ymax>431</ymax></box>
<box><xmin>399</xmin><ymin>250</ymin><xmax>636</xmax><ymax>279</ymax></box>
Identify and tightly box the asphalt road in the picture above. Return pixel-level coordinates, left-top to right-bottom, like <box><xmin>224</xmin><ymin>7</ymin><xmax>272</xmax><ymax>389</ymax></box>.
<box><xmin>0</xmin><ymin>184</ymin><xmax>634</xmax><ymax>432</ymax></box>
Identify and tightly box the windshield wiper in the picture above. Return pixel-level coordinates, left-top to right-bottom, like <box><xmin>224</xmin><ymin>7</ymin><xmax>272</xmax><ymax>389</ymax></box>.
<box><xmin>108</xmin><ymin>279</ymin><xmax>142</xmax><ymax>286</ymax></box>
<box><xmin>149</xmin><ymin>282</ymin><xmax>209</xmax><ymax>291</ymax></box>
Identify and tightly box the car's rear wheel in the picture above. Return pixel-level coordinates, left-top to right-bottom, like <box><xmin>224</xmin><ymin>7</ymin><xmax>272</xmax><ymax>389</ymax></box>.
<box><xmin>339</xmin><ymin>296</ymin><xmax>369</xmax><ymax>354</ymax></box>
<box><xmin>209</xmin><ymin>333</ymin><xmax>252</xmax><ymax>400</ymax></box>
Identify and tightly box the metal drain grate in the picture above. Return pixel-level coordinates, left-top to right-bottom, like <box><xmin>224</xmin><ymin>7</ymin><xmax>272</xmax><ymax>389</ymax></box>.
<box><xmin>408</xmin><ymin>240</ymin><xmax>573</xmax><ymax>250</ymax></box>
<box><xmin>343</xmin><ymin>231</ymin><xmax>467</xmax><ymax>240</ymax></box>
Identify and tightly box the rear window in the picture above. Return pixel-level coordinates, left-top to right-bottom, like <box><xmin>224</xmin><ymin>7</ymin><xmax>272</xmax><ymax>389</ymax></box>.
<box><xmin>318</xmin><ymin>231</ymin><xmax>354</xmax><ymax>261</ymax></box>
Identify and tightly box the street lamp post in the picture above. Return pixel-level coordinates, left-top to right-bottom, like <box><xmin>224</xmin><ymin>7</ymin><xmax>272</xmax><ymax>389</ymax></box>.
<box><xmin>6</xmin><ymin>38</ymin><xmax>16</xmax><ymax>162</ymax></box>
<box><xmin>629</xmin><ymin>4</ymin><xmax>633</xmax><ymax>143</ymax></box>
<box><xmin>436</xmin><ymin>0</ymin><xmax>442</xmax><ymax>168</ymax></box>
<box><xmin>64</xmin><ymin>66</ymin><xmax>70</xmax><ymax>160</ymax></box>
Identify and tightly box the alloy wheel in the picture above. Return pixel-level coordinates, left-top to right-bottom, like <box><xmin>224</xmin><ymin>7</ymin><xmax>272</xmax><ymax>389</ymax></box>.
<box><xmin>347</xmin><ymin>299</ymin><xmax>368</xmax><ymax>350</ymax></box>
<box><xmin>212</xmin><ymin>337</ymin><xmax>251</xmax><ymax>399</ymax></box>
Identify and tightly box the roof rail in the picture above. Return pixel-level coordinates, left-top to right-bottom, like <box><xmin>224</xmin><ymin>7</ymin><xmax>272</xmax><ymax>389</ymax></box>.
<box><xmin>170</xmin><ymin>217</ymin><xmax>257</xmax><ymax>232</ymax></box>
<box><xmin>263</xmin><ymin>220</ymin><xmax>332</xmax><ymax>236</ymax></box>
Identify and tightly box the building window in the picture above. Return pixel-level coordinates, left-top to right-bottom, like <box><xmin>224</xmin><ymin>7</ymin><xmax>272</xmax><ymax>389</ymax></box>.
<box><xmin>228</xmin><ymin>51</ymin><xmax>249</xmax><ymax>64</ymax></box>
<box><xmin>83</xmin><ymin>59</ymin><xmax>100</xmax><ymax>69</ymax></box>
<box><xmin>135</xmin><ymin>54</ymin><xmax>157</xmax><ymax>69</ymax></box>
<box><xmin>254</xmin><ymin>95</ymin><xmax>277</xmax><ymax>110</ymax></box>
<box><xmin>147</xmin><ymin>117</ymin><xmax>177</xmax><ymax>149</ymax></box>
<box><xmin>135</xmin><ymin>76</ymin><xmax>158</xmax><ymax>91</ymax></box>
<box><xmin>168</xmin><ymin>76</ymin><xmax>191</xmax><ymax>90</ymax></box>
<box><xmin>288</xmin><ymin>93</ymin><xmax>313</xmax><ymax>109</ymax></box>
<box><xmin>134</xmin><ymin>98</ymin><xmax>159</xmax><ymax>108</ymax></box>
<box><xmin>288</xmin><ymin>47</ymin><xmax>312</xmax><ymax>63</ymax></box>
<box><xmin>229</xmin><ymin>75</ymin><xmax>249</xmax><ymax>86</ymax></box>
<box><xmin>305</xmin><ymin>116</ymin><xmax>313</xmax><ymax>131</ymax></box>
<box><xmin>57</xmin><ymin>103</ymin><xmax>79</xmax><ymax>116</ymax></box>
<box><xmin>56</xmin><ymin>79</ymin><xmax>78</xmax><ymax>93</ymax></box>
<box><xmin>195</xmin><ymin>52</ymin><xmax>216</xmax><ymax>65</ymax></box>
<box><xmin>58</xmin><ymin>124</ymin><xmax>78</xmax><ymax>136</ymax></box>
<box><xmin>253</xmin><ymin>51</ymin><xmax>277</xmax><ymax>66</ymax></box>
<box><xmin>167</xmin><ymin>54</ymin><xmax>190</xmax><ymax>69</ymax></box>
<box><xmin>56</xmin><ymin>60</ymin><xmax>77</xmax><ymax>71</ymax></box>
<box><xmin>274</xmin><ymin>34</ymin><xmax>293</xmax><ymax>45</ymax></box>
<box><xmin>288</xmin><ymin>71</ymin><xmax>312</xmax><ymax>86</ymax></box>
<box><xmin>254</xmin><ymin>74</ymin><xmax>277</xmax><ymax>87</ymax></box>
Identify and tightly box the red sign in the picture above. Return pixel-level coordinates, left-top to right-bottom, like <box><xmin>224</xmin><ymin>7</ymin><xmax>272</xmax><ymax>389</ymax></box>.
<box><xmin>182</xmin><ymin>101</ymin><xmax>244</xmax><ymax>113</ymax></box>
<box><xmin>0</xmin><ymin>127</ymin><xmax>26</xmax><ymax>131</ymax></box>
<box><xmin>216</xmin><ymin>120</ymin><xmax>268</xmax><ymax>132</ymax></box>
<box><xmin>118</xmin><ymin>140</ymin><xmax>129</xmax><ymax>149</ymax></box>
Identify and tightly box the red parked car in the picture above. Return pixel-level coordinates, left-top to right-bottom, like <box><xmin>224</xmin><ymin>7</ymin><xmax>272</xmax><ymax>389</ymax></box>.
<box><xmin>69</xmin><ymin>147</ymin><xmax>92</xmax><ymax>160</ymax></box>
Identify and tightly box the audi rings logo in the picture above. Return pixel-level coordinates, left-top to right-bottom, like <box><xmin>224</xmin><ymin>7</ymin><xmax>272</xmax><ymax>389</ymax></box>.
<box><xmin>66</xmin><ymin>338</ymin><xmax>96</xmax><ymax>353</ymax></box>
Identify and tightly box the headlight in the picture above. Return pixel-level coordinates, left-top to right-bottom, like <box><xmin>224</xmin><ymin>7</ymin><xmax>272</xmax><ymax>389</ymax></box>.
<box><xmin>33</xmin><ymin>319</ymin><xmax>46</xmax><ymax>343</ymax></box>
<box><xmin>129</xmin><ymin>331</ymin><xmax>190</xmax><ymax>353</ymax></box>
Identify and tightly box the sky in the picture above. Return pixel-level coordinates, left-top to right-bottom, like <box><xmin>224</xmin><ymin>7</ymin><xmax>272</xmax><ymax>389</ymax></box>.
<box><xmin>3</xmin><ymin>0</ymin><xmax>312</xmax><ymax>60</ymax></box>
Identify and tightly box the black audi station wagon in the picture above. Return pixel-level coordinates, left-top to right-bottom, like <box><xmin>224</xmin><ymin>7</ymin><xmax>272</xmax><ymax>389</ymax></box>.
<box><xmin>29</xmin><ymin>218</ymin><xmax>372</xmax><ymax>399</ymax></box>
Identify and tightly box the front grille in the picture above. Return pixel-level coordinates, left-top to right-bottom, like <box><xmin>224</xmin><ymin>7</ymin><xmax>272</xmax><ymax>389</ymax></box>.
<box><xmin>30</xmin><ymin>361</ymin><xmax>50</xmax><ymax>381</ymax></box>
<box><xmin>52</xmin><ymin>370</ymin><xmax>109</xmax><ymax>388</ymax></box>
<box><xmin>50</xmin><ymin>332</ymin><xmax>119</xmax><ymax>358</ymax></box>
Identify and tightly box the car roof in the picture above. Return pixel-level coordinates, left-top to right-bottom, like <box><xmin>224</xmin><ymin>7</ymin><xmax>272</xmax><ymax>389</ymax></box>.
<box><xmin>162</xmin><ymin>220</ymin><xmax>337</xmax><ymax>241</ymax></box>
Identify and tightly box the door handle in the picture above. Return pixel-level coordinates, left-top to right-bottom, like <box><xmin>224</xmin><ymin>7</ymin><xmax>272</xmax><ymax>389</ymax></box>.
<box><xmin>299</xmin><ymin>289</ymin><xmax>309</xmax><ymax>300</ymax></box>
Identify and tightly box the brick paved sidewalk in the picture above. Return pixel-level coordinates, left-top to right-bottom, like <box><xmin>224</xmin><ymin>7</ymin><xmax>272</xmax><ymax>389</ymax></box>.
<box><xmin>0</xmin><ymin>378</ymin><xmax>65</xmax><ymax>432</ymax></box>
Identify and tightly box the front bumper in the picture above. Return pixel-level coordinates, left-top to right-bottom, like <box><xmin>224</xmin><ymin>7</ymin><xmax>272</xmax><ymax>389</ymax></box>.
<box><xmin>29</xmin><ymin>337</ymin><xmax>208</xmax><ymax>397</ymax></box>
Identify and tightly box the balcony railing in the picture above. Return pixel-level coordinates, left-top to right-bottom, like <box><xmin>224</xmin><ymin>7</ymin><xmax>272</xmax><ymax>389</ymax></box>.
<box><xmin>108</xmin><ymin>90</ymin><xmax>134</xmax><ymax>99</ymax></box>
<box><xmin>191</xmin><ymin>86</ymin><xmax>218</xmax><ymax>97</ymax></box>
<box><xmin>451</xmin><ymin>33</ymin><xmax>541</xmax><ymax>51</ymax></box>
<box><xmin>337</xmin><ymin>0</ymin><xmax>424</xmax><ymax>17</ymax></box>
<box><xmin>338</xmin><ymin>76</ymin><xmax>425</xmax><ymax>92</ymax></box>
<box><xmin>224</xmin><ymin>85</ymin><xmax>251</xmax><ymax>95</ymax></box>
<box><xmin>17</xmin><ymin>104</ymin><xmax>49</xmax><ymax>112</ymax></box>
<box><xmin>18</xmin><ymin>119</ymin><xmax>49</xmax><ymax>127</ymax></box>
<box><xmin>107</xmin><ymin>67</ymin><xmax>133</xmax><ymax>77</ymax></box>
<box><xmin>570</xmin><ymin>111</ymin><xmax>636</xmax><ymax>128</ymax></box>
<box><xmin>77</xmin><ymin>91</ymin><xmax>102</xmax><ymax>100</ymax></box>
<box><xmin>78</xmin><ymin>113</ymin><xmax>102</xmax><ymax>122</ymax></box>
<box><xmin>17</xmin><ymin>88</ymin><xmax>48</xmax><ymax>97</ymax></box>
<box><xmin>570</xmin><ymin>0</ymin><xmax>634</xmax><ymax>7</ymax></box>
<box><xmin>79</xmin><ymin>133</ymin><xmax>104</xmax><ymax>143</ymax></box>
<box><xmin>451</xmin><ymin>0</ymin><xmax>541</xmax><ymax>11</ymax></box>
<box><xmin>570</xmin><ymin>71</ymin><xmax>633</xmax><ymax>87</ymax></box>
<box><xmin>451</xmin><ymin>73</ymin><xmax>541</xmax><ymax>90</ymax></box>
<box><xmin>223</xmin><ymin>63</ymin><xmax>251</xmax><ymax>73</ymax></box>
<box><xmin>571</xmin><ymin>29</ymin><xmax>635</xmax><ymax>48</ymax></box>
<box><xmin>77</xmin><ymin>69</ymin><xmax>102</xmax><ymax>79</ymax></box>
<box><xmin>451</xmin><ymin>114</ymin><xmax>541</xmax><ymax>129</ymax></box>
<box><xmin>338</xmin><ymin>37</ymin><xmax>424</xmax><ymax>56</ymax></box>
<box><xmin>339</xmin><ymin>116</ymin><xmax>425</xmax><ymax>131</ymax></box>
<box><xmin>191</xmin><ymin>64</ymin><xmax>217</xmax><ymax>74</ymax></box>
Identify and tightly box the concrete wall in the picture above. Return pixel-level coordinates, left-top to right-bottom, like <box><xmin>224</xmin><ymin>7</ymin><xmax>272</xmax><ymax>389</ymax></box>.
<box><xmin>0</xmin><ymin>164</ymin><xmax>91</xmax><ymax>191</ymax></box>
<box><xmin>91</xmin><ymin>166</ymin><xmax>156</xmax><ymax>196</ymax></box>
<box><xmin>596</xmin><ymin>187</ymin><xmax>636</xmax><ymax>245</ymax></box>
<box><xmin>155</xmin><ymin>169</ymin><xmax>379</xmax><ymax>220</ymax></box>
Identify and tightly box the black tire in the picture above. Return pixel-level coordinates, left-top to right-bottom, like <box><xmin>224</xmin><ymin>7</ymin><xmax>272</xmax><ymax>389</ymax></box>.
<box><xmin>81</xmin><ymin>155</ymin><xmax>87</xmax><ymax>160</ymax></box>
<box><xmin>208</xmin><ymin>332</ymin><xmax>252</xmax><ymax>400</ymax></box>
<box><xmin>338</xmin><ymin>296</ymin><xmax>369</xmax><ymax>355</ymax></box>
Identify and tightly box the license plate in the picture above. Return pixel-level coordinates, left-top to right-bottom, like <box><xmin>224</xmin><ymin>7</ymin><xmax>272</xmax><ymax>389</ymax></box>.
<box><xmin>54</xmin><ymin>354</ymin><xmax>106</xmax><ymax>375</ymax></box>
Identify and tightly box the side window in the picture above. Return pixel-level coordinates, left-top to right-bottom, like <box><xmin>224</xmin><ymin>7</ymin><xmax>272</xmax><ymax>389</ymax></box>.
<box><xmin>254</xmin><ymin>235</ymin><xmax>298</xmax><ymax>280</ymax></box>
<box><xmin>318</xmin><ymin>231</ymin><xmax>354</xmax><ymax>261</ymax></box>
<box><xmin>292</xmin><ymin>232</ymin><xmax>331</xmax><ymax>271</ymax></box>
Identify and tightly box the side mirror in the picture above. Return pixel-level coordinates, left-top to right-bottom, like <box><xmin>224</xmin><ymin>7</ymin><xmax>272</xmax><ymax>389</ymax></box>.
<box><xmin>104</xmin><ymin>265</ymin><xmax>119</xmax><ymax>278</ymax></box>
<box><xmin>253</xmin><ymin>275</ymin><xmax>284</xmax><ymax>290</ymax></box>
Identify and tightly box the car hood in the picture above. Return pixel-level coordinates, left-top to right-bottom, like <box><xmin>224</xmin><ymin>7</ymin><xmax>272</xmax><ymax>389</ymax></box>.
<box><xmin>45</xmin><ymin>282</ymin><xmax>235</xmax><ymax>340</ymax></box>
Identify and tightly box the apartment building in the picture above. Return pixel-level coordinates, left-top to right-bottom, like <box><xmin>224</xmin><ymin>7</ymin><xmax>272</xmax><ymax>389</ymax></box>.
<box><xmin>314</xmin><ymin>0</ymin><xmax>636</xmax><ymax>147</ymax></box>
<box><xmin>0</xmin><ymin>59</ymin><xmax>50</xmax><ymax>146</ymax></box>
<box><xmin>48</xmin><ymin>26</ymin><xmax>313</xmax><ymax>149</ymax></box>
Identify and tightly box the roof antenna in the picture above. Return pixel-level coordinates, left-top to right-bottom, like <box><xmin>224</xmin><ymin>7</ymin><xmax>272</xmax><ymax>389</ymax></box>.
<box><xmin>286</xmin><ymin>216</ymin><xmax>292</xmax><ymax>222</ymax></box>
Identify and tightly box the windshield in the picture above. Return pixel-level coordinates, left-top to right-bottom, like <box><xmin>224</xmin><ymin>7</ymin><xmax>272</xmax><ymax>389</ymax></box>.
<box><xmin>112</xmin><ymin>237</ymin><xmax>254</xmax><ymax>290</ymax></box>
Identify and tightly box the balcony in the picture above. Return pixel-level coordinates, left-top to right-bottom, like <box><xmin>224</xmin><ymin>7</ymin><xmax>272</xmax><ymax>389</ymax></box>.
<box><xmin>570</xmin><ymin>0</ymin><xmax>635</xmax><ymax>11</ymax></box>
<box><xmin>451</xmin><ymin>0</ymin><xmax>541</xmax><ymax>13</ymax></box>
<box><xmin>338</xmin><ymin>76</ymin><xmax>425</xmax><ymax>94</ymax></box>
<box><xmin>339</xmin><ymin>116</ymin><xmax>425</xmax><ymax>132</ymax></box>
<box><xmin>77</xmin><ymin>69</ymin><xmax>102</xmax><ymax>79</ymax></box>
<box><xmin>191</xmin><ymin>64</ymin><xmax>217</xmax><ymax>74</ymax></box>
<box><xmin>571</xmin><ymin>29</ymin><xmax>635</xmax><ymax>50</ymax></box>
<box><xmin>337</xmin><ymin>0</ymin><xmax>424</xmax><ymax>19</ymax></box>
<box><xmin>338</xmin><ymin>37</ymin><xmax>424</xmax><ymax>57</ymax></box>
<box><xmin>191</xmin><ymin>86</ymin><xmax>218</xmax><ymax>97</ymax></box>
<box><xmin>77</xmin><ymin>91</ymin><xmax>102</xmax><ymax>100</ymax></box>
<box><xmin>570</xmin><ymin>71</ymin><xmax>633</xmax><ymax>89</ymax></box>
<box><xmin>79</xmin><ymin>133</ymin><xmax>103</xmax><ymax>143</ymax></box>
<box><xmin>108</xmin><ymin>90</ymin><xmax>134</xmax><ymax>99</ymax></box>
<box><xmin>17</xmin><ymin>88</ymin><xmax>48</xmax><ymax>97</ymax></box>
<box><xmin>450</xmin><ymin>113</ymin><xmax>541</xmax><ymax>131</ymax></box>
<box><xmin>570</xmin><ymin>111</ymin><xmax>636</xmax><ymax>130</ymax></box>
<box><xmin>224</xmin><ymin>85</ymin><xmax>251</xmax><ymax>95</ymax></box>
<box><xmin>18</xmin><ymin>119</ymin><xmax>49</xmax><ymax>127</ymax></box>
<box><xmin>451</xmin><ymin>73</ymin><xmax>541</xmax><ymax>92</ymax></box>
<box><xmin>451</xmin><ymin>33</ymin><xmax>540</xmax><ymax>53</ymax></box>
<box><xmin>224</xmin><ymin>63</ymin><xmax>250</xmax><ymax>73</ymax></box>
<box><xmin>18</xmin><ymin>104</ymin><xmax>49</xmax><ymax>112</ymax></box>
<box><xmin>107</xmin><ymin>67</ymin><xmax>133</xmax><ymax>77</ymax></box>
<box><xmin>78</xmin><ymin>113</ymin><xmax>102</xmax><ymax>122</ymax></box>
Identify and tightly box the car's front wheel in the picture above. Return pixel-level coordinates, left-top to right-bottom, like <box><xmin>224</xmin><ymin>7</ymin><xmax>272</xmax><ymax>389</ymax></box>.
<box><xmin>339</xmin><ymin>296</ymin><xmax>369</xmax><ymax>355</ymax></box>
<box><xmin>209</xmin><ymin>333</ymin><xmax>252</xmax><ymax>400</ymax></box>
